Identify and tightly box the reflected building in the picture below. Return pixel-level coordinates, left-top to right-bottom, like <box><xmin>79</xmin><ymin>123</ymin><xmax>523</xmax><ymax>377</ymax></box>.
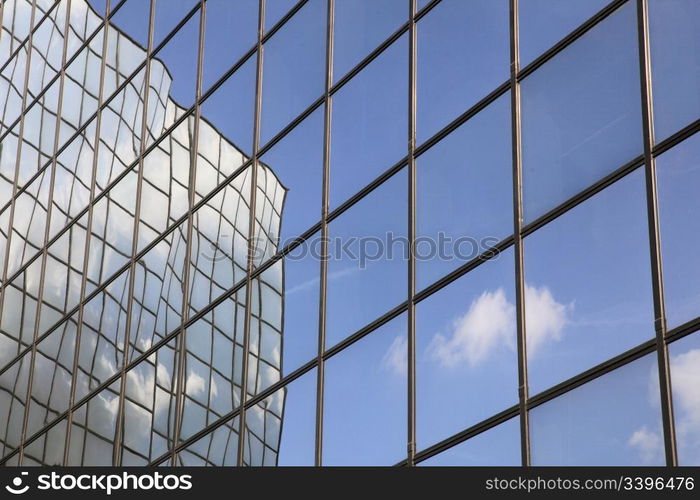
<box><xmin>0</xmin><ymin>0</ymin><xmax>285</xmax><ymax>465</ymax></box>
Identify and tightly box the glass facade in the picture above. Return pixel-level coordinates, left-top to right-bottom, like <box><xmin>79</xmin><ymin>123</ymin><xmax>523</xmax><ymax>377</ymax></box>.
<box><xmin>0</xmin><ymin>0</ymin><xmax>698</xmax><ymax>467</ymax></box>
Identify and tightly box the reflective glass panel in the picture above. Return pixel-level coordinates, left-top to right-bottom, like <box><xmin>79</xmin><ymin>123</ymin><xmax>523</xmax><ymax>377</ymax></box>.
<box><xmin>530</xmin><ymin>354</ymin><xmax>664</xmax><ymax>465</ymax></box>
<box><xmin>332</xmin><ymin>0</ymin><xmax>405</xmax><ymax>83</ymax></box>
<box><xmin>521</xmin><ymin>1</ymin><xmax>642</xmax><ymax>221</ymax></box>
<box><xmin>330</xmin><ymin>34</ymin><xmax>407</xmax><ymax>208</ymax></box>
<box><xmin>519</xmin><ymin>0</ymin><xmax>609</xmax><ymax>67</ymax></box>
<box><xmin>261</xmin><ymin>0</ymin><xmax>326</xmax><ymax>146</ymax></box>
<box><xmin>323</xmin><ymin>315</ymin><xmax>406</xmax><ymax>465</ymax></box>
<box><xmin>416</xmin><ymin>248</ymin><xmax>518</xmax><ymax>450</ymax></box>
<box><xmin>656</xmin><ymin>132</ymin><xmax>700</xmax><ymax>328</ymax></box>
<box><xmin>524</xmin><ymin>170</ymin><xmax>654</xmax><ymax>394</ymax></box>
<box><xmin>244</xmin><ymin>368</ymin><xmax>316</xmax><ymax>466</ymax></box>
<box><xmin>419</xmin><ymin>418</ymin><xmax>521</xmax><ymax>466</ymax></box>
<box><xmin>669</xmin><ymin>332</ymin><xmax>700</xmax><ymax>466</ymax></box>
<box><xmin>649</xmin><ymin>0</ymin><xmax>700</xmax><ymax>142</ymax></box>
<box><xmin>326</xmin><ymin>169</ymin><xmax>407</xmax><ymax>348</ymax></box>
<box><xmin>416</xmin><ymin>92</ymin><xmax>512</xmax><ymax>289</ymax></box>
<box><xmin>417</xmin><ymin>0</ymin><xmax>509</xmax><ymax>142</ymax></box>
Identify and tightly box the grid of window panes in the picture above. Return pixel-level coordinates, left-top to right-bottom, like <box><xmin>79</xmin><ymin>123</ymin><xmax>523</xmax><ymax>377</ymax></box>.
<box><xmin>0</xmin><ymin>0</ymin><xmax>698</xmax><ymax>467</ymax></box>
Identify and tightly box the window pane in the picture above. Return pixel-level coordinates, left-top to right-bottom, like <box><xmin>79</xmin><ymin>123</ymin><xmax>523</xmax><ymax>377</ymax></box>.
<box><xmin>530</xmin><ymin>354</ymin><xmax>664</xmax><ymax>465</ymax></box>
<box><xmin>417</xmin><ymin>0</ymin><xmax>509</xmax><ymax>143</ymax></box>
<box><xmin>261</xmin><ymin>0</ymin><xmax>326</xmax><ymax>146</ymax></box>
<box><xmin>330</xmin><ymin>35</ymin><xmax>407</xmax><ymax>208</ymax></box>
<box><xmin>416</xmin><ymin>92</ymin><xmax>512</xmax><ymax>290</ymax></box>
<box><xmin>521</xmin><ymin>1</ymin><xmax>642</xmax><ymax>221</ymax></box>
<box><xmin>669</xmin><ymin>332</ymin><xmax>700</xmax><ymax>465</ymax></box>
<box><xmin>519</xmin><ymin>0</ymin><xmax>609</xmax><ymax>67</ymax></box>
<box><xmin>657</xmin><ymin>132</ymin><xmax>700</xmax><ymax>328</ymax></box>
<box><xmin>244</xmin><ymin>369</ymin><xmax>316</xmax><ymax>466</ymax></box>
<box><xmin>524</xmin><ymin>170</ymin><xmax>654</xmax><ymax>394</ymax></box>
<box><xmin>200</xmin><ymin>56</ymin><xmax>256</xmax><ymax>157</ymax></box>
<box><xmin>152</xmin><ymin>9</ymin><xmax>200</xmax><ymax>109</ymax></box>
<box><xmin>332</xmin><ymin>0</ymin><xmax>405</xmax><ymax>83</ymax></box>
<box><xmin>259</xmin><ymin>107</ymin><xmax>324</xmax><ymax>244</ymax></box>
<box><xmin>153</xmin><ymin>0</ymin><xmax>198</xmax><ymax>47</ymax></box>
<box><xmin>326</xmin><ymin>169</ymin><xmax>407</xmax><ymax>348</ymax></box>
<box><xmin>110</xmin><ymin>0</ymin><xmax>150</xmax><ymax>49</ymax></box>
<box><xmin>260</xmin><ymin>243</ymin><xmax>320</xmax><ymax>377</ymax></box>
<box><xmin>649</xmin><ymin>0</ymin><xmax>700</xmax><ymax>142</ymax></box>
<box><xmin>419</xmin><ymin>418</ymin><xmax>521</xmax><ymax>466</ymax></box>
<box><xmin>201</xmin><ymin>0</ymin><xmax>258</xmax><ymax>91</ymax></box>
<box><xmin>416</xmin><ymin>248</ymin><xmax>518</xmax><ymax>450</ymax></box>
<box><xmin>178</xmin><ymin>416</ymin><xmax>239</xmax><ymax>466</ymax></box>
<box><xmin>265</xmin><ymin>0</ymin><xmax>298</xmax><ymax>33</ymax></box>
<box><xmin>323</xmin><ymin>315</ymin><xmax>407</xmax><ymax>465</ymax></box>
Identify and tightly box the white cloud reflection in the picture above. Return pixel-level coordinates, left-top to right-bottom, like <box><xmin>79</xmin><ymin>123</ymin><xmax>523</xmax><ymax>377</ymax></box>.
<box><xmin>429</xmin><ymin>284</ymin><xmax>572</xmax><ymax>368</ymax></box>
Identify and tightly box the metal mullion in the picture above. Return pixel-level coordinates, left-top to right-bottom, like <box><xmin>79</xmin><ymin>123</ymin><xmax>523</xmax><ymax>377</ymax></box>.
<box><xmin>171</xmin><ymin>0</ymin><xmax>206</xmax><ymax>467</ymax></box>
<box><xmin>16</xmin><ymin>0</ymin><xmax>73</xmax><ymax>465</ymax></box>
<box><xmin>61</xmin><ymin>0</ymin><xmax>112</xmax><ymax>466</ymax></box>
<box><xmin>406</xmin><ymin>0</ymin><xmax>417</xmax><ymax>468</ymax></box>
<box><xmin>112</xmin><ymin>0</ymin><xmax>155</xmax><ymax>467</ymax></box>
<box><xmin>509</xmin><ymin>0</ymin><xmax>530</xmax><ymax>466</ymax></box>
<box><xmin>236</xmin><ymin>0</ymin><xmax>264</xmax><ymax>467</ymax></box>
<box><xmin>636</xmin><ymin>0</ymin><xmax>676</xmax><ymax>466</ymax></box>
<box><xmin>311</xmin><ymin>0</ymin><xmax>333</xmax><ymax>467</ymax></box>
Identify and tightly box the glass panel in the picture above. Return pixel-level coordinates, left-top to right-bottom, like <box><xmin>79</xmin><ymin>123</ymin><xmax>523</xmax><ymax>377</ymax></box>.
<box><xmin>181</xmin><ymin>288</ymin><xmax>247</xmax><ymax>439</ymax></box>
<box><xmin>656</xmin><ymin>132</ymin><xmax>700</xmax><ymax>328</ymax></box>
<box><xmin>177</xmin><ymin>416</ymin><xmax>239</xmax><ymax>465</ymax></box>
<box><xmin>649</xmin><ymin>0</ymin><xmax>700</xmax><ymax>142</ymax></box>
<box><xmin>520</xmin><ymin>1</ymin><xmax>642</xmax><ymax>221</ymax></box>
<box><xmin>200</xmin><ymin>56</ymin><xmax>256</xmax><ymax>157</ymax></box>
<box><xmin>330</xmin><ymin>34</ymin><xmax>407</xmax><ymax>208</ymax></box>
<box><xmin>153</xmin><ymin>0</ymin><xmax>198</xmax><ymax>47</ymax></box>
<box><xmin>419</xmin><ymin>418</ymin><xmax>521</xmax><ymax>466</ymax></box>
<box><xmin>259</xmin><ymin>243</ymin><xmax>319</xmax><ymax>377</ymax></box>
<box><xmin>201</xmin><ymin>0</ymin><xmax>257</xmax><ymax>91</ymax></box>
<box><xmin>669</xmin><ymin>332</ymin><xmax>700</xmax><ymax>465</ymax></box>
<box><xmin>137</xmin><ymin>119</ymin><xmax>192</xmax><ymax>252</ymax></box>
<box><xmin>252</xmin><ymin>161</ymin><xmax>285</xmax><ymax>268</ymax></box>
<box><xmin>0</xmin><ymin>257</ymin><xmax>42</xmax><ymax>351</ymax></box>
<box><xmin>128</xmin><ymin>221</ymin><xmax>189</xmax><ymax>361</ymax></box>
<box><xmin>74</xmin><ymin>269</ymin><xmax>130</xmax><ymax>402</ymax></box>
<box><xmin>188</xmin><ymin>168</ymin><xmax>252</xmax><ymax>313</ymax></box>
<box><xmin>22</xmin><ymin>416</ymin><xmax>67</xmax><ymax>466</ymax></box>
<box><xmin>24</xmin><ymin>316</ymin><xmax>78</xmax><ymax>440</ymax></box>
<box><xmin>259</xmin><ymin>107</ymin><xmax>323</xmax><ymax>244</ymax></box>
<box><xmin>323</xmin><ymin>315</ymin><xmax>406</xmax><ymax>465</ymax></box>
<box><xmin>519</xmin><ymin>0</ymin><xmax>608</xmax><ymax>67</ymax></box>
<box><xmin>246</xmin><ymin>269</ymin><xmax>284</xmax><ymax>397</ymax></box>
<box><xmin>326</xmin><ymin>169</ymin><xmax>407</xmax><ymax>348</ymax></box>
<box><xmin>260</xmin><ymin>0</ymin><xmax>326</xmax><ymax>146</ymax></box>
<box><xmin>109</xmin><ymin>0</ymin><xmax>150</xmax><ymax>49</ymax></box>
<box><xmin>417</xmin><ymin>0</ymin><xmax>509</xmax><ymax>142</ymax></box>
<box><xmin>530</xmin><ymin>354</ymin><xmax>664</xmax><ymax>465</ymax></box>
<box><xmin>0</xmin><ymin>347</ymin><xmax>31</xmax><ymax>459</ymax></box>
<box><xmin>244</xmin><ymin>368</ymin><xmax>316</xmax><ymax>466</ymax></box>
<box><xmin>66</xmin><ymin>379</ymin><xmax>121</xmax><ymax>465</ymax></box>
<box><xmin>264</xmin><ymin>0</ymin><xmax>298</xmax><ymax>33</ymax></box>
<box><xmin>332</xmin><ymin>0</ymin><xmax>405</xmax><ymax>83</ymax></box>
<box><xmin>84</xmin><ymin>169</ymin><xmax>137</xmax><ymax>289</ymax></box>
<box><xmin>121</xmin><ymin>334</ymin><xmax>180</xmax><ymax>463</ymax></box>
<box><xmin>524</xmin><ymin>170</ymin><xmax>654</xmax><ymax>394</ymax></box>
<box><xmin>416</xmin><ymin>248</ymin><xmax>517</xmax><ymax>450</ymax></box>
<box><xmin>416</xmin><ymin>93</ymin><xmax>512</xmax><ymax>289</ymax></box>
<box><xmin>152</xmin><ymin>8</ymin><xmax>200</xmax><ymax>109</ymax></box>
